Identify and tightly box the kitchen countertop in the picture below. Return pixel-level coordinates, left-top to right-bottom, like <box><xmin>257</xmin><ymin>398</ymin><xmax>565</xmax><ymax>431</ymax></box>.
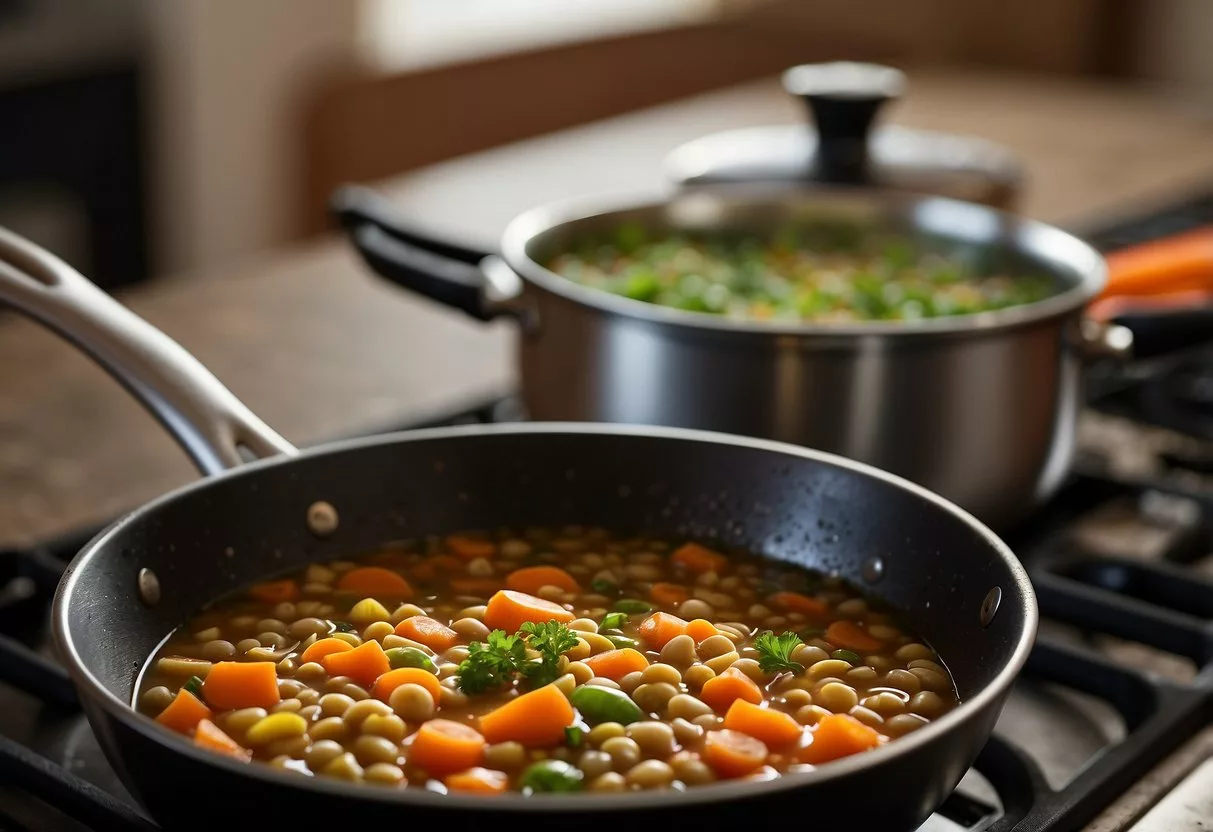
<box><xmin>3</xmin><ymin>67</ymin><xmax>1213</xmax><ymax>546</ymax></box>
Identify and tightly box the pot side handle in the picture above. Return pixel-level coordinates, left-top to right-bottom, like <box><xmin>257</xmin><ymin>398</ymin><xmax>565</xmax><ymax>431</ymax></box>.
<box><xmin>332</xmin><ymin>184</ymin><xmax>525</xmax><ymax>323</ymax></box>
<box><xmin>0</xmin><ymin>226</ymin><xmax>296</xmax><ymax>477</ymax></box>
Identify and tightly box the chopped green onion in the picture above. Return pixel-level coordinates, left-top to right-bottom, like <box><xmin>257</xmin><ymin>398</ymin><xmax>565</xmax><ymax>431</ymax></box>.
<box><xmin>603</xmin><ymin>633</ymin><xmax>639</xmax><ymax>650</ymax></box>
<box><xmin>183</xmin><ymin>675</ymin><xmax>204</xmax><ymax>697</ymax></box>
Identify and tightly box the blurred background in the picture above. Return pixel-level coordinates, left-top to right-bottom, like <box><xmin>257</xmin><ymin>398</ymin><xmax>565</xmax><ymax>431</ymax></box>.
<box><xmin>0</xmin><ymin>0</ymin><xmax>1211</xmax><ymax>288</ymax></box>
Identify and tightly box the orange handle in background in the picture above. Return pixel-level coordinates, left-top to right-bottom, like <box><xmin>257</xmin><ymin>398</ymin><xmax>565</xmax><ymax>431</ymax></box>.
<box><xmin>1100</xmin><ymin>224</ymin><xmax>1213</xmax><ymax>299</ymax></box>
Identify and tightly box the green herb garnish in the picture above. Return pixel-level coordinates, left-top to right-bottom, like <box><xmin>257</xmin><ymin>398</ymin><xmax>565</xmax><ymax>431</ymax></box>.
<box><xmin>831</xmin><ymin>649</ymin><xmax>862</xmax><ymax>665</ymax></box>
<box><xmin>599</xmin><ymin>611</ymin><xmax>627</xmax><ymax>631</ymax></box>
<box><xmin>754</xmin><ymin>631</ymin><xmax>805</xmax><ymax>675</ymax></box>
<box><xmin>456</xmin><ymin>630</ymin><xmax>528</xmax><ymax>694</ymax></box>
<box><xmin>519</xmin><ymin>621</ymin><xmax>578</xmax><ymax>689</ymax></box>
<box><xmin>183</xmin><ymin>675</ymin><xmax>204</xmax><ymax>697</ymax></box>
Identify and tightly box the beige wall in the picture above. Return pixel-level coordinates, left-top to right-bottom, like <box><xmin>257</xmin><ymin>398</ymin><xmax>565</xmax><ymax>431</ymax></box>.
<box><xmin>145</xmin><ymin>0</ymin><xmax>360</xmax><ymax>274</ymax></box>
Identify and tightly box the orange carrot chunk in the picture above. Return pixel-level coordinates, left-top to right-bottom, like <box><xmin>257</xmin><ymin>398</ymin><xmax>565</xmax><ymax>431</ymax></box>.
<box><xmin>202</xmin><ymin>662</ymin><xmax>280</xmax><ymax>711</ymax></box>
<box><xmin>506</xmin><ymin>566</ymin><xmax>581</xmax><ymax>595</ymax></box>
<box><xmin>410</xmin><ymin>719</ymin><xmax>487</xmax><ymax>775</ymax></box>
<box><xmin>479</xmin><ymin>683</ymin><xmax>575</xmax><ymax>747</ymax></box>
<box><xmin>155</xmin><ymin>689</ymin><xmax>212</xmax><ymax>735</ymax></box>
<box><xmin>685</xmin><ymin>618</ymin><xmax>720</xmax><ymax>643</ymax></box>
<box><xmin>649</xmin><ymin>582</ymin><xmax>689</xmax><ymax>607</ymax></box>
<box><xmin>444</xmin><ymin>766</ymin><xmax>509</xmax><ymax>794</ymax></box>
<box><xmin>299</xmin><ymin>637</ymin><xmax>354</xmax><ymax>666</ymax></box>
<box><xmin>699</xmin><ymin>667</ymin><xmax>763</xmax><ymax>712</ymax></box>
<box><xmin>637</xmin><ymin>611</ymin><xmax>689</xmax><ymax>649</ymax></box>
<box><xmin>703</xmin><ymin>729</ymin><xmax>768</xmax><ymax>777</ymax></box>
<box><xmin>446</xmin><ymin>535</ymin><xmax>497</xmax><ymax>560</ymax></box>
<box><xmin>247</xmin><ymin>579</ymin><xmax>299</xmax><ymax>604</ymax></box>
<box><xmin>372</xmin><ymin>667</ymin><xmax>443</xmax><ymax>703</ymax></box>
<box><xmin>723</xmin><ymin>699</ymin><xmax>803</xmax><ymax>747</ymax></box>
<box><xmin>194</xmin><ymin>718</ymin><xmax>251</xmax><ymax>762</ymax></box>
<box><xmin>670</xmin><ymin>542</ymin><xmax>729</xmax><ymax>575</ymax></box>
<box><xmin>483</xmin><ymin>590</ymin><xmax>574</xmax><ymax>634</ymax></box>
<box><xmin>394</xmin><ymin>616</ymin><xmax>459</xmax><ymax>652</ymax></box>
<box><xmin>825</xmin><ymin>620</ymin><xmax>883</xmax><ymax>654</ymax></box>
<box><xmin>321</xmin><ymin>639</ymin><xmax>391</xmax><ymax>686</ymax></box>
<box><xmin>336</xmin><ymin>567</ymin><xmax>413</xmax><ymax>600</ymax></box>
<box><xmin>797</xmin><ymin>713</ymin><xmax>882</xmax><ymax>764</ymax></box>
<box><xmin>582</xmin><ymin>648</ymin><xmax>650</xmax><ymax>681</ymax></box>
<box><xmin>769</xmin><ymin>591</ymin><xmax>829</xmax><ymax>619</ymax></box>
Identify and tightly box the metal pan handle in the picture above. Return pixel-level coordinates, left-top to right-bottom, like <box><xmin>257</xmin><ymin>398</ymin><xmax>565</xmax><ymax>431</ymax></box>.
<box><xmin>0</xmin><ymin>226</ymin><xmax>297</xmax><ymax>476</ymax></box>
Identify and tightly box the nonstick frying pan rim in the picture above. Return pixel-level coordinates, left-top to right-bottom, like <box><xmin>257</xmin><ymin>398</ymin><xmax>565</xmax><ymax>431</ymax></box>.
<box><xmin>53</xmin><ymin>421</ymin><xmax>1037</xmax><ymax>813</ymax></box>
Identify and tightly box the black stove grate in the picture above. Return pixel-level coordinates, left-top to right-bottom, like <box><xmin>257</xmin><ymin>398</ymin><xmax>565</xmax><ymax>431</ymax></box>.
<box><xmin>3</xmin><ymin>191</ymin><xmax>1213</xmax><ymax>831</ymax></box>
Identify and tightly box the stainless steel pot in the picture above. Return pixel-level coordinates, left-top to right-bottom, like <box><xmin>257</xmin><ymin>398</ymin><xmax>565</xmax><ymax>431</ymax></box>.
<box><xmin>334</xmin><ymin>183</ymin><xmax>1129</xmax><ymax>530</ymax></box>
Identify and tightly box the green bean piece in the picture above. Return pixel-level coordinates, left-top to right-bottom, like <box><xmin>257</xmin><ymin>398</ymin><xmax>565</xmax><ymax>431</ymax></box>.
<box><xmin>613</xmin><ymin>599</ymin><xmax>652</xmax><ymax>614</ymax></box>
<box><xmin>385</xmin><ymin>647</ymin><xmax>436</xmax><ymax>672</ymax></box>
<box><xmin>570</xmin><ymin>685</ymin><xmax>645</xmax><ymax>726</ymax></box>
<box><xmin>519</xmin><ymin>759</ymin><xmax>585</xmax><ymax>793</ymax></box>
<box><xmin>831</xmin><ymin>649</ymin><xmax>862</xmax><ymax>666</ymax></box>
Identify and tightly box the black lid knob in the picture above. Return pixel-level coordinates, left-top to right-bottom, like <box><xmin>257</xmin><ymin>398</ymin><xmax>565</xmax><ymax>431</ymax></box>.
<box><xmin>782</xmin><ymin>62</ymin><xmax>906</xmax><ymax>185</ymax></box>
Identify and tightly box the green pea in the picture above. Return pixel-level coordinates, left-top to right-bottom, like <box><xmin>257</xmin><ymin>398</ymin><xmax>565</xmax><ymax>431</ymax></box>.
<box><xmin>519</xmin><ymin>759</ymin><xmax>584</xmax><ymax>793</ymax></box>
<box><xmin>385</xmin><ymin>647</ymin><xmax>436</xmax><ymax>672</ymax></box>
<box><xmin>570</xmin><ymin>685</ymin><xmax>645</xmax><ymax>726</ymax></box>
<box><xmin>613</xmin><ymin>599</ymin><xmax>652</xmax><ymax>614</ymax></box>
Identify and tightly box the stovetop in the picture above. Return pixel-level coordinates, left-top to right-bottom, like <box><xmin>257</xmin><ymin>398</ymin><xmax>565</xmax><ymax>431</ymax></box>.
<box><xmin>2</xmin><ymin>192</ymin><xmax>1213</xmax><ymax>831</ymax></box>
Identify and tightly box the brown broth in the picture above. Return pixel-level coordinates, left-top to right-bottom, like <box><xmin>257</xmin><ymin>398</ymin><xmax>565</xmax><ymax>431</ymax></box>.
<box><xmin>137</xmin><ymin>526</ymin><xmax>959</xmax><ymax>794</ymax></box>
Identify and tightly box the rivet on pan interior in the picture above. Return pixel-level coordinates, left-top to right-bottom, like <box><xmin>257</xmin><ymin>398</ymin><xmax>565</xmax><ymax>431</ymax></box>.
<box><xmin>861</xmin><ymin>556</ymin><xmax>884</xmax><ymax>584</ymax></box>
<box><xmin>137</xmin><ymin>568</ymin><xmax>161</xmax><ymax>607</ymax></box>
<box><xmin>307</xmin><ymin>501</ymin><xmax>339</xmax><ymax>538</ymax></box>
<box><xmin>980</xmin><ymin>587</ymin><xmax>1002</xmax><ymax>628</ymax></box>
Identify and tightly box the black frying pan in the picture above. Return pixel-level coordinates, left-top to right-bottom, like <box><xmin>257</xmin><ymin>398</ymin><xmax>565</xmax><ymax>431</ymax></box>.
<box><xmin>0</xmin><ymin>226</ymin><xmax>1036</xmax><ymax>831</ymax></box>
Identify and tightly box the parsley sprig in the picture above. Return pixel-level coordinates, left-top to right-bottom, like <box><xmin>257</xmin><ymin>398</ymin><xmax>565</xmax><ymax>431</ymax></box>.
<box><xmin>754</xmin><ymin>630</ymin><xmax>805</xmax><ymax>675</ymax></box>
<box><xmin>456</xmin><ymin>621</ymin><xmax>578</xmax><ymax>694</ymax></box>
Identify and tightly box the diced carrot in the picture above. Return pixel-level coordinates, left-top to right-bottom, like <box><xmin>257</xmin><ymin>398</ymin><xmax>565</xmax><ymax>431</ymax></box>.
<box><xmin>299</xmin><ymin>637</ymin><xmax>353</xmax><ymax>666</ymax></box>
<box><xmin>483</xmin><ymin>590</ymin><xmax>574</xmax><ymax>633</ymax></box>
<box><xmin>723</xmin><ymin>699</ymin><xmax>802</xmax><ymax>747</ymax></box>
<box><xmin>637</xmin><ymin>611</ymin><xmax>689</xmax><ymax>649</ymax></box>
<box><xmin>321</xmin><ymin>639</ymin><xmax>391</xmax><ymax>686</ymax></box>
<box><xmin>699</xmin><ymin>667</ymin><xmax>763</xmax><ymax>712</ymax></box>
<box><xmin>444</xmin><ymin>766</ymin><xmax>509</xmax><ymax>794</ymax></box>
<box><xmin>247</xmin><ymin>579</ymin><xmax>299</xmax><ymax>604</ymax></box>
<box><xmin>394</xmin><ymin>616</ymin><xmax>459</xmax><ymax>651</ymax></box>
<box><xmin>796</xmin><ymin>713</ymin><xmax>882</xmax><ymax>764</ymax></box>
<box><xmin>685</xmin><ymin>618</ymin><xmax>720</xmax><ymax>643</ymax></box>
<box><xmin>769</xmin><ymin>591</ymin><xmax>829</xmax><ymax>619</ymax></box>
<box><xmin>649</xmin><ymin>582</ymin><xmax>689</xmax><ymax>607</ymax></box>
<box><xmin>582</xmin><ymin>648</ymin><xmax>650</xmax><ymax>681</ymax></box>
<box><xmin>446</xmin><ymin>535</ymin><xmax>497</xmax><ymax>560</ymax></box>
<box><xmin>506</xmin><ymin>566</ymin><xmax>581</xmax><ymax>596</ymax></box>
<box><xmin>1102</xmin><ymin>226</ymin><xmax>1213</xmax><ymax>299</ymax></box>
<box><xmin>202</xmin><ymin>662</ymin><xmax>280</xmax><ymax>710</ymax></box>
<box><xmin>193</xmin><ymin>719</ymin><xmax>251</xmax><ymax>762</ymax></box>
<box><xmin>479</xmin><ymin>683</ymin><xmax>575</xmax><ymax>747</ymax></box>
<box><xmin>410</xmin><ymin>719</ymin><xmax>487</xmax><ymax>775</ymax></box>
<box><xmin>372</xmin><ymin>667</ymin><xmax>443</xmax><ymax>704</ymax></box>
<box><xmin>825</xmin><ymin>620</ymin><xmax>883</xmax><ymax>653</ymax></box>
<box><xmin>450</xmin><ymin>578</ymin><xmax>502</xmax><ymax>596</ymax></box>
<box><xmin>336</xmin><ymin>567</ymin><xmax>413</xmax><ymax>600</ymax></box>
<box><xmin>155</xmin><ymin>689</ymin><xmax>212</xmax><ymax>735</ymax></box>
<box><xmin>670</xmin><ymin>542</ymin><xmax>729</xmax><ymax>575</ymax></box>
<box><xmin>703</xmin><ymin>729</ymin><xmax>768</xmax><ymax>778</ymax></box>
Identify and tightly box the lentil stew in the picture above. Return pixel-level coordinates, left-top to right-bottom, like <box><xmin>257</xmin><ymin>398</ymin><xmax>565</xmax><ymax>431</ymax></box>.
<box><xmin>138</xmin><ymin>527</ymin><xmax>959</xmax><ymax>794</ymax></box>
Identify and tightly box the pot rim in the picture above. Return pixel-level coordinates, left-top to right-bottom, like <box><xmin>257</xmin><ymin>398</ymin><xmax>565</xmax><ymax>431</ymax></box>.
<box><xmin>499</xmin><ymin>182</ymin><xmax>1106</xmax><ymax>339</ymax></box>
